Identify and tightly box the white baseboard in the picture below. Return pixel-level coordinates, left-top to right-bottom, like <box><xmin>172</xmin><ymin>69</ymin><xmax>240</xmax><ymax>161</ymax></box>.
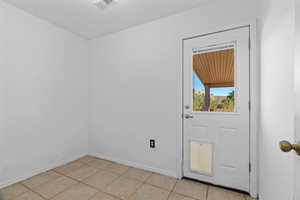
<box><xmin>1</xmin><ymin>152</ymin><xmax>178</xmax><ymax>189</ymax></box>
<box><xmin>0</xmin><ymin>153</ymin><xmax>86</xmax><ymax>189</ymax></box>
<box><xmin>90</xmin><ymin>152</ymin><xmax>178</xmax><ymax>178</ymax></box>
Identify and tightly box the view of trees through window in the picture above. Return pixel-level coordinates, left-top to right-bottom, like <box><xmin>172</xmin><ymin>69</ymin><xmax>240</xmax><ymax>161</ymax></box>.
<box><xmin>193</xmin><ymin>72</ymin><xmax>235</xmax><ymax>112</ymax></box>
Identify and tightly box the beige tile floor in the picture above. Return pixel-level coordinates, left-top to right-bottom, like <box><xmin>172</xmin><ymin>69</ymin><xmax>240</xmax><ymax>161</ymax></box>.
<box><xmin>0</xmin><ymin>156</ymin><xmax>256</xmax><ymax>200</ymax></box>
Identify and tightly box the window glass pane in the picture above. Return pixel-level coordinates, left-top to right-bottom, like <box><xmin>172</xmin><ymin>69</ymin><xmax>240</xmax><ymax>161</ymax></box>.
<box><xmin>193</xmin><ymin>48</ymin><xmax>235</xmax><ymax>112</ymax></box>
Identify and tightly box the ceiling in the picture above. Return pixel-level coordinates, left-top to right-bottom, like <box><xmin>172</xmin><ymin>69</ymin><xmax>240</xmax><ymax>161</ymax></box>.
<box><xmin>3</xmin><ymin>0</ymin><xmax>209</xmax><ymax>39</ymax></box>
<box><xmin>193</xmin><ymin>48</ymin><xmax>234</xmax><ymax>88</ymax></box>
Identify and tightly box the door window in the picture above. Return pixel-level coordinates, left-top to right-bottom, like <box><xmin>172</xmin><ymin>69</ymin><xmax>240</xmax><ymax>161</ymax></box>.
<box><xmin>193</xmin><ymin>46</ymin><xmax>236</xmax><ymax>112</ymax></box>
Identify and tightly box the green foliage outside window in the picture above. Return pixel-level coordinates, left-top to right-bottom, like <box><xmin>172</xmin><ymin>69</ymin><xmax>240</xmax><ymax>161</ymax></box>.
<box><xmin>193</xmin><ymin>91</ymin><xmax>235</xmax><ymax>112</ymax></box>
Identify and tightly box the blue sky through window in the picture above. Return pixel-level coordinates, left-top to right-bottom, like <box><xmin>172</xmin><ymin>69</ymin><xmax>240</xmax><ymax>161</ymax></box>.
<box><xmin>193</xmin><ymin>72</ymin><xmax>234</xmax><ymax>96</ymax></box>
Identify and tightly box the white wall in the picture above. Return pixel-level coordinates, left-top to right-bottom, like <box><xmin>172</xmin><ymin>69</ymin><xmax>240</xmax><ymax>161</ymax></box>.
<box><xmin>4</xmin><ymin>1</ymin><xmax>297</xmax><ymax>199</ymax></box>
<box><xmin>258</xmin><ymin>0</ymin><xmax>295</xmax><ymax>199</ymax></box>
<box><xmin>89</xmin><ymin>0</ymin><xmax>257</xmax><ymax>178</ymax></box>
<box><xmin>0</xmin><ymin>1</ymin><xmax>89</xmax><ymax>187</ymax></box>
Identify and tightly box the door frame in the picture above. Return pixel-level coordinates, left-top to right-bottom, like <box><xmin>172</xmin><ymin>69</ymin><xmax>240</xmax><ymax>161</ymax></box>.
<box><xmin>178</xmin><ymin>22</ymin><xmax>258</xmax><ymax>198</ymax></box>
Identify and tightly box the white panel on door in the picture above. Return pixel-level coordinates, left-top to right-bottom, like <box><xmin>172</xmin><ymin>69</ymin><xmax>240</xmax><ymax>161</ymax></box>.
<box><xmin>218</xmin><ymin>127</ymin><xmax>239</xmax><ymax>167</ymax></box>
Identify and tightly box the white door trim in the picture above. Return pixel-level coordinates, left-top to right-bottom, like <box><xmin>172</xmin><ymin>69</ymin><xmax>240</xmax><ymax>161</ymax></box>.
<box><xmin>178</xmin><ymin>22</ymin><xmax>258</xmax><ymax>198</ymax></box>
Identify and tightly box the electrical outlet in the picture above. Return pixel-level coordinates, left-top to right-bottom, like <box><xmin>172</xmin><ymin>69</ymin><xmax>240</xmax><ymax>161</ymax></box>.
<box><xmin>150</xmin><ymin>139</ymin><xmax>155</xmax><ymax>148</ymax></box>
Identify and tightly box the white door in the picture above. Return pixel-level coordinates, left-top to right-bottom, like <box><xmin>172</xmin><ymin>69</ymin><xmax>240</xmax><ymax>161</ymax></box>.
<box><xmin>183</xmin><ymin>27</ymin><xmax>250</xmax><ymax>192</ymax></box>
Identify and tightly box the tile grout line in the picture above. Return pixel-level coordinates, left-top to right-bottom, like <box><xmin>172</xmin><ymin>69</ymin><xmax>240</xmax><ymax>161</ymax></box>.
<box><xmin>5</xmin><ymin>156</ymin><xmax>249</xmax><ymax>200</ymax></box>
<box><xmin>54</xmin><ymin>170</ymin><xmax>115</xmax><ymax>199</ymax></box>
<box><xmin>165</xmin><ymin>186</ymin><xmax>174</xmax><ymax>199</ymax></box>
<box><xmin>81</xmin><ymin>157</ymin><xmax>134</xmax><ymax>175</ymax></box>
<box><xmin>19</xmin><ymin>183</ymin><xmax>48</xmax><ymax>200</ymax></box>
<box><xmin>75</xmin><ymin>155</ymin><xmax>123</xmax><ymax>199</ymax></box>
<box><xmin>9</xmin><ymin>170</ymin><xmax>71</xmax><ymax>200</ymax></box>
<box><xmin>13</xmin><ymin>167</ymin><xmax>179</xmax><ymax>200</ymax></box>
<box><xmin>99</xmin><ymin>168</ymin><xmax>146</xmax><ymax>199</ymax></box>
<box><xmin>4</xmin><ymin>184</ymin><xmax>38</xmax><ymax>200</ymax></box>
<box><xmin>105</xmin><ymin>164</ymin><xmax>185</xmax><ymax>200</ymax></box>
<box><xmin>121</xmin><ymin>171</ymin><xmax>154</xmax><ymax>199</ymax></box>
<box><xmin>171</xmin><ymin>178</ymin><xmax>178</xmax><ymax>192</ymax></box>
<box><xmin>165</xmin><ymin>178</ymin><xmax>178</xmax><ymax>200</ymax></box>
<box><xmin>170</xmin><ymin>179</ymin><xmax>205</xmax><ymax>200</ymax></box>
<box><xmin>75</xmin><ymin>156</ymin><xmax>180</xmax><ymax>199</ymax></box>
<box><xmin>10</xmin><ymin>173</ymin><xmax>65</xmax><ymax>200</ymax></box>
<box><xmin>39</xmin><ymin>175</ymin><xmax>79</xmax><ymax>200</ymax></box>
<box><xmin>54</xmin><ymin>168</ymin><xmax>125</xmax><ymax>200</ymax></box>
<box><xmin>2</xmin><ymin>157</ymin><xmax>139</xmax><ymax>200</ymax></box>
<box><xmin>206</xmin><ymin>184</ymin><xmax>209</xmax><ymax>200</ymax></box>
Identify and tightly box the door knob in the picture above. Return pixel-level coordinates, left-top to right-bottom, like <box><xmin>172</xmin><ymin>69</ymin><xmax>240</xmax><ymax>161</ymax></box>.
<box><xmin>184</xmin><ymin>114</ymin><xmax>194</xmax><ymax>119</ymax></box>
<box><xmin>279</xmin><ymin>140</ymin><xmax>300</xmax><ymax>155</ymax></box>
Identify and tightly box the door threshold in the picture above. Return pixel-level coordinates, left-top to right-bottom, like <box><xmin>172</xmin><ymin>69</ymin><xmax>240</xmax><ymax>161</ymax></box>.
<box><xmin>182</xmin><ymin>176</ymin><xmax>250</xmax><ymax>196</ymax></box>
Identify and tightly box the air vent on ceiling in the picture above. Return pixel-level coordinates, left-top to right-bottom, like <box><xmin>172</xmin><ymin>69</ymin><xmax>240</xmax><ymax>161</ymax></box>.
<box><xmin>93</xmin><ymin>0</ymin><xmax>117</xmax><ymax>9</ymax></box>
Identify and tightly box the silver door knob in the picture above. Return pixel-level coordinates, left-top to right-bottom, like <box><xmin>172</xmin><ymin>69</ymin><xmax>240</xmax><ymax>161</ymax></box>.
<box><xmin>184</xmin><ymin>114</ymin><xmax>194</xmax><ymax>119</ymax></box>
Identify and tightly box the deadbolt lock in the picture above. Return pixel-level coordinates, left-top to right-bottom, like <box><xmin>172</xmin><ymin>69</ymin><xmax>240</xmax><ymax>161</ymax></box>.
<box><xmin>280</xmin><ymin>140</ymin><xmax>300</xmax><ymax>155</ymax></box>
